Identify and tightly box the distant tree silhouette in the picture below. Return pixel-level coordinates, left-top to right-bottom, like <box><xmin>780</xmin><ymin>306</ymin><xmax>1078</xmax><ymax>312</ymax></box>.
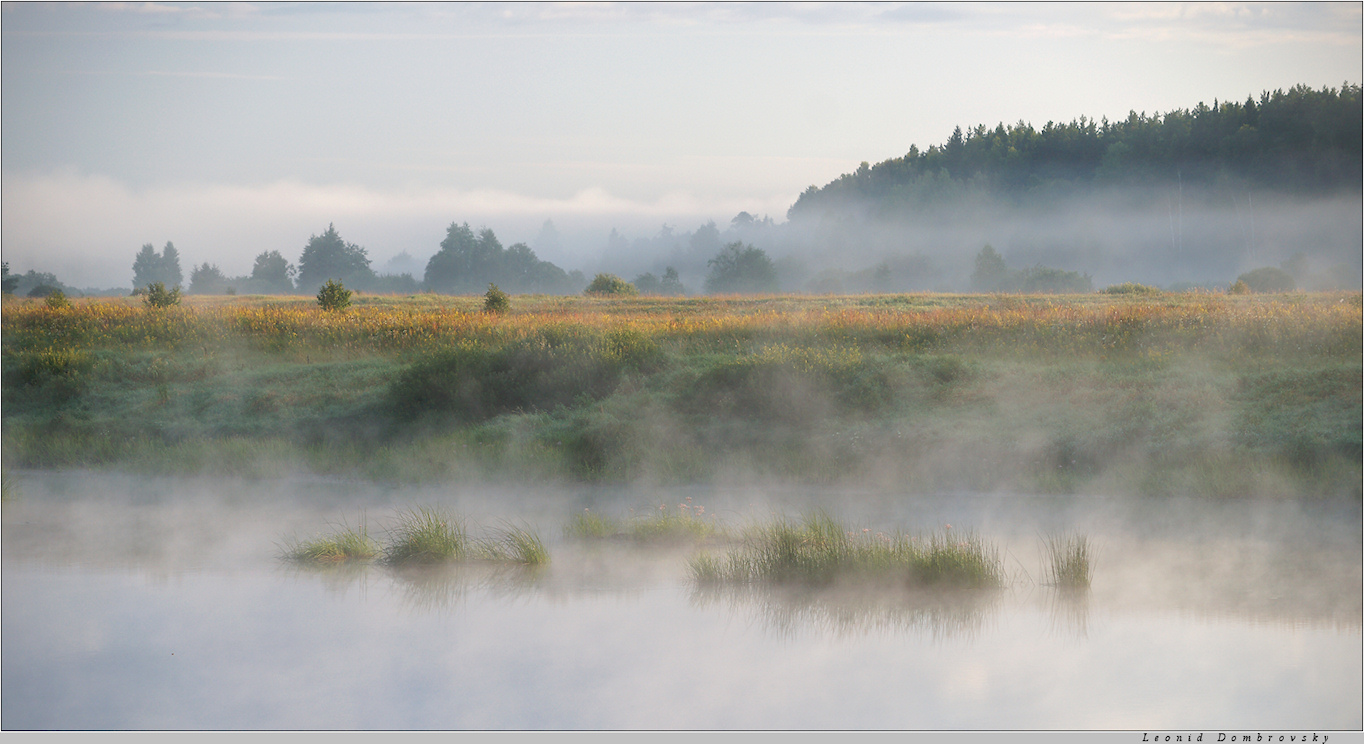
<box><xmin>705</xmin><ymin>242</ymin><xmax>777</xmax><ymax>294</ymax></box>
<box><xmin>296</xmin><ymin>223</ymin><xmax>373</xmax><ymax>293</ymax></box>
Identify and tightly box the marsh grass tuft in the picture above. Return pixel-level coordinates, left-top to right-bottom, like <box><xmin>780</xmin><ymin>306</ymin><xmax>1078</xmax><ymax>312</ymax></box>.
<box><xmin>282</xmin><ymin>521</ymin><xmax>380</xmax><ymax>563</ymax></box>
<box><xmin>478</xmin><ymin>522</ymin><xmax>550</xmax><ymax>565</ymax></box>
<box><xmin>1041</xmin><ymin>532</ymin><xmax>1093</xmax><ymax>588</ymax></box>
<box><xmin>565</xmin><ymin>502</ymin><xmax>723</xmax><ymax>544</ymax></box>
<box><xmin>1</xmin><ymin>468</ymin><xmax>15</xmax><ymax>502</ymax></box>
<box><xmin>690</xmin><ymin>512</ymin><xmax>1005</xmax><ymax>589</ymax></box>
<box><xmin>564</xmin><ymin>508</ymin><xmax>620</xmax><ymax>539</ymax></box>
<box><xmin>631</xmin><ymin>502</ymin><xmax>722</xmax><ymax>543</ymax></box>
<box><xmin>383</xmin><ymin>507</ymin><xmax>469</xmax><ymax>565</ymax></box>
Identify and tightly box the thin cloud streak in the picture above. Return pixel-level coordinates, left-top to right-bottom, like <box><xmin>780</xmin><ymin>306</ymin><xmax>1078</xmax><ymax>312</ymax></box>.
<box><xmin>12</xmin><ymin>3</ymin><xmax>1358</xmax><ymax>48</ymax></box>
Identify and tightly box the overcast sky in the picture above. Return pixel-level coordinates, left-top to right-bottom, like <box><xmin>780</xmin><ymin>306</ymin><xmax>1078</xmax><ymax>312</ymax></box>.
<box><xmin>3</xmin><ymin>2</ymin><xmax>1360</xmax><ymax>288</ymax></box>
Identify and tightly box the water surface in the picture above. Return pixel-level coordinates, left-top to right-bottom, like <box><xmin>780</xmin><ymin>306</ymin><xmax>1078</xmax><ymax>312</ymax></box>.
<box><xmin>4</xmin><ymin>472</ymin><xmax>1359</xmax><ymax>730</ymax></box>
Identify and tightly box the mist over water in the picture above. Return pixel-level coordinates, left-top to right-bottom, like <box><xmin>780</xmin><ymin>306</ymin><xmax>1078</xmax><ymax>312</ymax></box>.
<box><xmin>3</xmin><ymin>471</ymin><xmax>1358</xmax><ymax>729</ymax></box>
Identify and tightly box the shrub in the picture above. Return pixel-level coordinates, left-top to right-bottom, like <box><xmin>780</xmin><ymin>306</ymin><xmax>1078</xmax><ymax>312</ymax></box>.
<box><xmin>705</xmin><ymin>242</ymin><xmax>777</xmax><ymax>294</ymax></box>
<box><xmin>483</xmin><ymin>283</ymin><xmax>510</xmax><ymax>314</ymax></box>
<box><xmin>5</xmin><ymin>348</ymin><xmax>92</xmax><ymax>404</ymax></box>
<box><xmin>584</xmin><ymin>273</ymin><xmax>637</xmax><ymax>296</ymax></box>
<box><xmin>143</xmin><ymin>282</ymin><xmax>182</xmax><ymax>308</ymax></box>
<box><xmin>1228</xmin><ymin>279</ymin><xmax>1250</xmax><ymax>295</ymax></box>
<box><xmin>388</xmin><ymin>335</ymin><xmax>625</xmax><ymax>423</ymax></box>
<box><xmin>25</xmin><ymin>284</ymin><xmax>62</xmax><ymax>299</ymax></box>
<box><xmin>316</xmin><ymin>279</ymin><xmax>352</xmax><ymax>311</ymax></box>
<box><xmin>1101</xmin><ymin>282</ymin><xmax>1161</xmax><ymax>295</ymax></box>
<box><xmin>1011</xmin><ymin>265</ymin><xmax>1093</xmax><ymax>294</ymax></box>
<box><xmin>1235</xmin><ymin>267</ymin><xmax>1296</xmax><ymax>293</ymax></box>
<box><xmin>44</xmin><ymin>291</ymin><xmax>70</xmax><ymax>309</ymax></box>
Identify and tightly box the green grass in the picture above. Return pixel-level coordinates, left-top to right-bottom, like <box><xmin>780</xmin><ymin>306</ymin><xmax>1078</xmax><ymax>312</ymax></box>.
<box><xmin>1</xmin><ymin>468</ymin><xmax>15</xmax><ymax>502</ymax></box>
<box><xmin>282</xmin><ymin>522</ymin><xmax>381</xmax><ymax>563</ymax></box>
<box><xmin>288</xmin><ymin>509</ymin><xmax>550</xmax><ymax>566</ymax></box>
<box><xmin>564</xmin><ymin>501</ymin><xmax>724</xmax><ymax>544</ymax></box>
<box><xmin>1042</xmin><ymin>533</ymin><xmax>1094</xmax><ymax>588</ymax></box>
<box><xmin>689</xmin><ymin>512</ymin><xmax>1006</xmax><ymax>589</ymax></box>
<box><xmin>477</xmin><ymin>522</ymin><xmax>550</xmax><ymax>565</ymax></box>
<box><xmin>3</xmin><ymin>292</ymin><xmax>1358</xmax><ymax>497</ymax></box>
<box><xmin>563</xmin><ymin>508</ymin><xmax>620</xmax><ymax>539</ymax></box>
<box><xmin>382</xmin><ymin>507</ymin><xmax>469</xmax><ymax>565</ymax></box>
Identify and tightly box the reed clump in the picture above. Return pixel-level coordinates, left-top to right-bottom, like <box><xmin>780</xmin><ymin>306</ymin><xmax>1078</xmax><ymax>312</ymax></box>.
<box><xmin>1042</xmin><ymin>532</ymin><xmax>1093</xmax><ymax>588</ymax></box>
<box><xmin>563</xmin><ymin>508</ymin><xmax>620</xmax><ymax>539</ymax></box>
<box><xmin>564</xmin><ymin>501</ymin><xmax>723</xmax><ymax>544</ymax></box>
<box><xmin>689</xmin><ymin>512</ymin><xmax>1005</xmax><ymax>589</ymax></box>
<box><xmin>283</xmin><ymin>523</ymin><xmax>381</xmax><ymax>563</ymax></box>
<box><xmin>477</xmin><ymin>522</ymin><xmax>550</xmax><ymax>566</ymax></box>
<box><xmin>285</xmin><ymin>509</ymin><xmax>550</xmax><ymax>567</ymax></box>
<box><xmin>383</xmin><ymin>507</ymin><xmax>470</xmax><ymax>565</ymax></box>
<box><xmin>1</xmin><ymin>468</ymin><xmax>15</xmax><ymax>502</ymax></box>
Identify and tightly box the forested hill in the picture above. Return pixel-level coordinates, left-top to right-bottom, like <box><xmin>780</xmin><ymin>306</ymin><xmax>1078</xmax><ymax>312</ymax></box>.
<box><xmin>788</xmin><ymin>83</ymin><xmax>1361</xmax><ymax>220</ymax></box>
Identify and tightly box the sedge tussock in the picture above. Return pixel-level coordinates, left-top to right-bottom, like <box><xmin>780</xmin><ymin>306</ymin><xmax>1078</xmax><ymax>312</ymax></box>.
<box><xmin>690</xmin><ymin>512</ymin><xmax>1005</xmax><ymax>590</ymax></box>
<box><xmin>1042</xmin><ymin>532</ymin><xmax>1094</xmax><ymax>588</ymax></box>
<box><xmin>478</xmin><ymin>522</ymin><xmax>550</xmax><ymax>566</ymax></box>
<box><xmin>382</xmin><ymin>507</ymin><xmax>469</xmax><ymax>565</ymax></box>
<box><xmin>282</xmin><ymin>522</ymin><xmax>380</xmax><ymax>563</ymax></box>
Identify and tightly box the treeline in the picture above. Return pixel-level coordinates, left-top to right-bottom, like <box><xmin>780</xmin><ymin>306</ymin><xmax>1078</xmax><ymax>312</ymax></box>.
<box><xmin>789</xmin><ymin>83</ymin><xmax>1362</xmax><ymax>218</ymax></box>
<box><xmin>124</xmin><ymin>223</ymin><xmax>591</xmax><ymax>297</ymax></box>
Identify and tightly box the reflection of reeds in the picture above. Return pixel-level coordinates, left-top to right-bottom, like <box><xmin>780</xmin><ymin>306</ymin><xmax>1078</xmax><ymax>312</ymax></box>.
<box><xmin>388</xmin><ymin>563</ymin><xmax>543</xmax><ymax>613</ymax></box>
<box><xmin>1046</xmin><ymin>586</ymin><xmax>1091</xmax><ymax>640</ymax></box>
<box><xmin>1042</xmin><ymin>533</ymin><xmax>1093</xmax><ymax>588</ymax></box>
<box><xmin>690</xmin><ymin>582</ymin><xmax>999</xmax><ymax>642</ymax></box>
<box><xmin>690</xmin><ymin>512</ymin><xmax>1006</xmax><ymax>589</ymax></box>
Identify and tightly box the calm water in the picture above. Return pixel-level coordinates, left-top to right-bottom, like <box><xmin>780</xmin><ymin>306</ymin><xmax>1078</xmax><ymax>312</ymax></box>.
<box><xmin>3</xmin><ymin>471</ymin><xmax>1359</xmax><ymax>730</ymax></box>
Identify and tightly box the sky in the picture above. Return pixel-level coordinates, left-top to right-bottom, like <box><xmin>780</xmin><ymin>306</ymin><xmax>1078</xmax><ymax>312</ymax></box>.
<box><xmin>2</xmin><ymin>1</ymin><xmax>1361</xmax><ymax>289</ymax></box>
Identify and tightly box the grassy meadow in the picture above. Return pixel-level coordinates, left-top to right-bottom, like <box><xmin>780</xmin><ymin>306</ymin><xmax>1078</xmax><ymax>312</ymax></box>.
<box><xmin>2</xmin><ymin>290</ymin><xmax>1359</xmax><ymax>497</ymax></box>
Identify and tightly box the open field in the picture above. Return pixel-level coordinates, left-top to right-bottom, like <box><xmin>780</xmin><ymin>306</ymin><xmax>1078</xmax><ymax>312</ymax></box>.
<box><xmin>2</xmin><ymin>291</ymin><xmax>1359</xmax><ymax>497</ymax></box>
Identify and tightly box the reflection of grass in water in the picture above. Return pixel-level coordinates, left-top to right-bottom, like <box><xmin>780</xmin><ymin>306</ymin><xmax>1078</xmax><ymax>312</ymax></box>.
<box><xmin>690</xmin><ymin>582</ymin><xmax>999</xmax><ymax>642</ymax></box>
<box><xmin>690</xmin><ymin>512</ymin><xmax>1006</xmax><ymax>589</ymax></box>
<box><xmin>389</xmin><ymin>563</ymin><xmax>543</xmax><ymax>613</ymax></box>
<box><xmin>565</xmin><ymin>501</ymin><xmax>724</xmax><ymax>544</ymax></box>
<box><xmin>1046</xmin><ymin>587</ymin><xmax>1091</xmax><ymax>640</ymax></box>
<box><xmin>1042</xmin><ymin>533</ymin><xmax>1093</xmax><ymax>588</ymax></box>
<box><xmin>281</xmin><ymin>521</ymin><xmax>380</xmax><ymax>563</ymax></box>
<box><xmin>278</xmin><ymin>560</ymin><xmax>373</xmax><ymax>598</ymax></box>
<box><xmin>383</xmin><ymin>507</ymin><xmax>470</xmax><ymax>565</ymax></box>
